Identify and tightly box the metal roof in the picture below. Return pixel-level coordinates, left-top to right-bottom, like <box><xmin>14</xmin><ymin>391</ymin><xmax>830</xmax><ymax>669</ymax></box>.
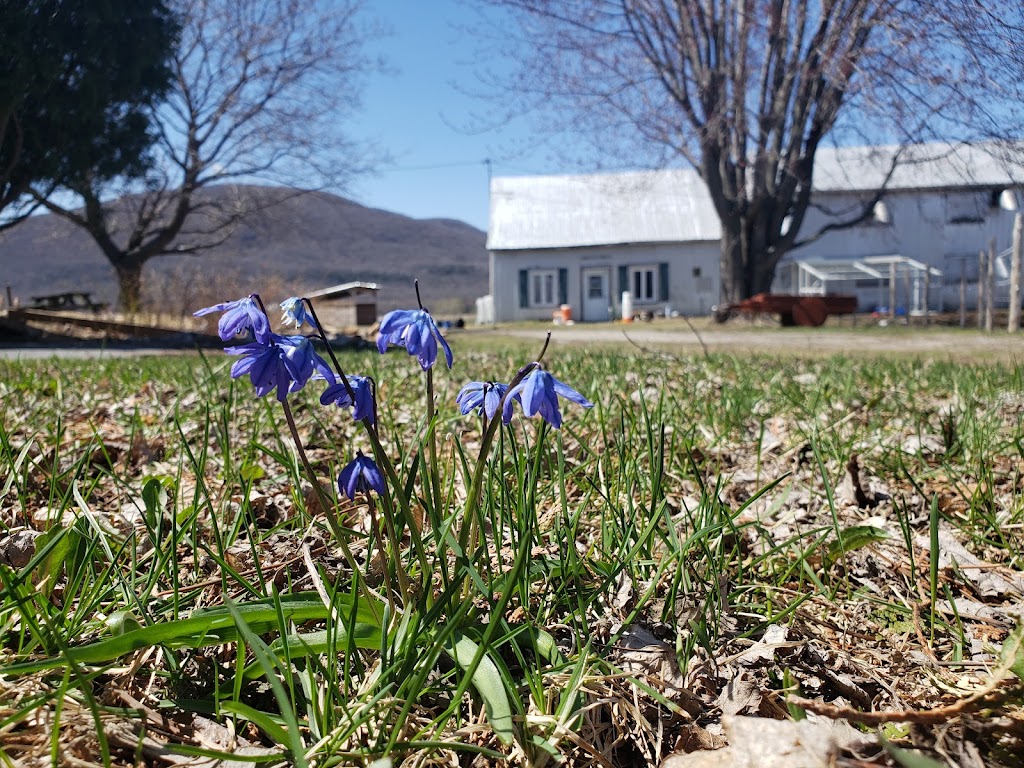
<box><xmin>811</xmin><ymin>142</ymin><xmax>1024</xmax><ymax>192</ymax></box>
<box><xmin>488</xmin><ymin>142</ymin><xmax>1024</xmax><ymax>251</ymax></box>
<box><xmin>487</xmin><ymin>168</ymin><xmax>721</xmax><ymax>251</ymax></box>
<box><xmin>305</xmin><ymin>281</ymin><xmax>380</xmax><ymax>299</ymax></box>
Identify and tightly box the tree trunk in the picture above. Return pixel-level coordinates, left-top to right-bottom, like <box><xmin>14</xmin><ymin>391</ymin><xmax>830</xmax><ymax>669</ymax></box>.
<box><xmin>114</xmin><ymin>260</ymin><xmax>144</xmax><ymax>314</ymax></box>
<box><xmin>719</xmin><ymin>217</ymin><xmax>782</xmax><ymax>303</ymax></box>
<box><xmin>719</xmin><ymin>230</ymin><xmax>746</xmax><ymax>304</ymax></box>
<box><xmin>748</xmin><ymin>257</ymin><xmax>778</xmax><ymax>296</ymax></box>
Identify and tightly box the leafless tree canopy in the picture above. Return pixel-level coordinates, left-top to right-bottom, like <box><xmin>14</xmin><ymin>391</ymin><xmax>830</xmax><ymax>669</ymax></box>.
<box><xmin>936</xmin><ymin>1</ymin><xmax>1024</xmax><ymax>142</ymax></box>
<box><xmin>37</xmin><ymin>0</ymin><xmax>377</xmax><ymax>311</ymax></box>
<box><xmin>476</xmin><ymin>0</ymin><xmax>999</xmax><ymax>302</ymax></box>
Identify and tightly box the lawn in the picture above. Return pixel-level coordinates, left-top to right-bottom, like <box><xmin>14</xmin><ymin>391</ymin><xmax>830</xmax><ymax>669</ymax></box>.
<box><xmin>1</xmin><ymin>330</ymin><xmax>1023</xmax><ymax>766</ymax></box>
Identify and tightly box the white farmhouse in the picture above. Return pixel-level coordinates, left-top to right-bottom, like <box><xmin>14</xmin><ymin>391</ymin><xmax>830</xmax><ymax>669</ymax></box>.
<box><xmin>486</xmin><ymin>142</ymin><xmax>1024</xmax><ymax>322</ymax></box>
<box><xmin>488</xmin><ymin>169</ymin><xmax>721</xmax><ymax>322</ymax></box>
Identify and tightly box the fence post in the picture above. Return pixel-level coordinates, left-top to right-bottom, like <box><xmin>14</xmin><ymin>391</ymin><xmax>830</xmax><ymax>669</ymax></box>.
<box><xmin>889</xmin><ymin>261</ymin><xmax>897</xmax><ymax>320</ymax></box>
<box><xmin>1010</xmin><ymin>213</ymin><xmax>1023</xmax><ymax>333</ymax></box>
<box><xmin>923</xmin><ymin>266</ymin><xmax>930</xmax><ymax>326</ymax></box>
<box><xmin>959</xmin><ymin>260</ymin><xmax>966</xmax><ymax>328</ymax></box>
<box><xmin>986</xmin><ymin>238</ymin><xmax>996</xmax><ymax>332</ymax></box>
<box><xmin>977</xmin><ymin>250</ymin><xmax>985</xmax><ymax>329</ymax></box>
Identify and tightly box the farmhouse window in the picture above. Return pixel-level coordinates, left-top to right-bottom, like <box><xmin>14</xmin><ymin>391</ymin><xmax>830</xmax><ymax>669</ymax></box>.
<box><xmin>617</xmin><ymin>263</ymin><xmax>670</xmax><ymax>303</ymax></box>
<box><xmin>532</xmin><ymin>270</ymin><xmax>557</xmax><ymax>306</ymax></box>
<box><xmin>518</xmin><ymin>268</ymin><xmax>568</xmax><ymax>308</ymax></box>
<box><xmin>632</xmin><ymin>267</ymin><xmax>654</xmax><ymax>301</ymax></box>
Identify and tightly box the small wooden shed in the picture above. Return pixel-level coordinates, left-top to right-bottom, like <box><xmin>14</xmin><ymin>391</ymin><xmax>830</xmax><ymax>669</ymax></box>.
<box><xmin>305</xmin><ymin>281</ymin><xmax>380</xmax><ymax>327</ymax></box>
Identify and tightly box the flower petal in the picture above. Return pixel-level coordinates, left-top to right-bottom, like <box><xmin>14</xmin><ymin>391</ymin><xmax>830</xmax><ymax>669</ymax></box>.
<box><xmin>379</xmin><ymin>309</ymin><xmax>418</xmax><ymax>335</ymax></box>
<box><xmin>552</xmin><ymin>379</ymin><xmax>594</xmax><ymax>408</ymax></box>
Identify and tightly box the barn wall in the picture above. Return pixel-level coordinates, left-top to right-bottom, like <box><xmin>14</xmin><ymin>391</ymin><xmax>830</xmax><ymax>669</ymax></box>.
<box><xmin>780</xmin><ymin>188</ymin><xmax>1021</xmax><ymax>310</ymax></box>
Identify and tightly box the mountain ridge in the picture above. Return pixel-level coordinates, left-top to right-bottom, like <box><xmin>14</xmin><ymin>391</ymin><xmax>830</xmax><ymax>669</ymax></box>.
<box><xmin>0</xmin><ymin>185</ymin><xmax>490</xmax><ymax>314</ymax></box>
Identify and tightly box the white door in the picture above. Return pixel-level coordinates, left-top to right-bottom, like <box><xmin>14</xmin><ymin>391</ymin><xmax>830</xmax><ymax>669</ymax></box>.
<box><xmin>581</xmin><ymin>268</ymin><xmax>611</xmax><ymax>322</ymax></box>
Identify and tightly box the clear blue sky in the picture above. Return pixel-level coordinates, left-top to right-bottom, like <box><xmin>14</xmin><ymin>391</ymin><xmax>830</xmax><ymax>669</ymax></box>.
<box><xmin>347</xmin><ymin>1</ymin><xmax>566</xmax><ymax>232</ymax></box>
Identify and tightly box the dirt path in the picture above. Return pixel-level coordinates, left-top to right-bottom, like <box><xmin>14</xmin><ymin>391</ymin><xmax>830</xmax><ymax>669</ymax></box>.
<box><xmin>3</xmin><ymin>323</ymin><xmax>1021</xmax><ymax>362</ymax></box>
<box><xmin>472</xmin><ymin>322</ymin><xmax>1024</xmax><ymax>361</ymax></box>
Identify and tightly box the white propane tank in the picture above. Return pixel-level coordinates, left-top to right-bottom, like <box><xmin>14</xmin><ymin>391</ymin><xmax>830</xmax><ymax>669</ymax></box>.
<box><xmin>621</xmin><ymin>291</ymin><xmax>633</xmax><ymax>322</ymax></box>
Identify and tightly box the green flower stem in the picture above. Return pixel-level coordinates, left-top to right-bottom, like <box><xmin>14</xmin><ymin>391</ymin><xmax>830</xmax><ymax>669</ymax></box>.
<box><xmin>456</xmin><ymin>399</ymin><xmax>505</xmax><ymax>560</ymax></box>
<box><xmin>279</xmin><ymin>399</ymin><xmax>364</xmax><ymax>580</ymax></box>
<box><xmin>367</xmin><ymin>495</ymin><xmax>411</xmax><ymax>601</ymax></box>
<box><xmin>303</xmin><ymin>299</ymin><xmax>356</xmax><ymax>403</ymax></box>
<box><xmin>280</xmin><ymin>399</ymin><xmax>391</xmax><ymax>628</ymax></box>
<box><xmin>457</xmin><ymin>334</ymin><xmax>552</xmax><ymax>565</ymax></box>
<box><xmin>303</xmin><ymin>297</ymin><xmax>426</xmax><ymax>597</ymax></box>
<box><xmin>433</xmin><ymin>417</ymin><xmax>547</xmax><ymax>747</ymax></box>
<box><xmin>364</xmin><ymin>424</ymin><xmax>431</xmax><ymax>590</ymax></box>
<box><xmin>425</xmin><ymin>367</ymin><xmax>442</xmax><ymax>527</ymax></box>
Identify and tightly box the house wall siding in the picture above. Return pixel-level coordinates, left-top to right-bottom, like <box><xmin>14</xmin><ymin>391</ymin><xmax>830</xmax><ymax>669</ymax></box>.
<box><xmin>781</xmin><ymin>189</ymin><xmax>1020</xmax><ymax>310</ymax></box>
<box><xmin>488</xmin><ymin>165</ymin><xmax>1023</xmax><ymax>320</ymax></box>
<box><xmin>491</xmin><ymin>241</ymin><xmax>720</xmax><ymax>321</ymax></box>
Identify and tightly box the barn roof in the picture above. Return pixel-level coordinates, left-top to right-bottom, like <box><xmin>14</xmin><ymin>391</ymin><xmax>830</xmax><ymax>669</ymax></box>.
<box><xmin>811</xmin><ymin>142</ymin><xmax>1024</xmax><ymax>192</ymax></box>
<box><xmin>488</xmin><ymin>142</ymin><xmax>1024</xmax><ymax>251</ymax></box>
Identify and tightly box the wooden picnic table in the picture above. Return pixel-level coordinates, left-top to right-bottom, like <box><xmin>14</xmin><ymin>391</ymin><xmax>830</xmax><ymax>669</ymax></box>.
<box><xmin>30</xmin><ymin>292</ymin><xmax>108</xmax><ymax>313</ymax></box>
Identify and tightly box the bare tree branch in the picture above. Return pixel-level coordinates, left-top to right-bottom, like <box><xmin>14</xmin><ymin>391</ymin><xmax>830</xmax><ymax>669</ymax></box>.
<box><xmin>32</xmin><ymin>0</ymin><xmax>378</xmax><ymax>311</ymax></box>
<box><xmin>476</xmin><ymin>0</ymin><xmax>994</xmax><ymax>301</ymax></box>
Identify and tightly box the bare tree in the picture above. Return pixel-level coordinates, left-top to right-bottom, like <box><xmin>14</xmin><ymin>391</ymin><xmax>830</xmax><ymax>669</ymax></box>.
<box><xmin>35</xmin><ymin>0</ymin><xmax>377</xmax><ymax>311</ymax></box>
<box><xmin>476</xmin><ymin>0</ymin><xmax>967</xmax><ymax>302</ymax></box>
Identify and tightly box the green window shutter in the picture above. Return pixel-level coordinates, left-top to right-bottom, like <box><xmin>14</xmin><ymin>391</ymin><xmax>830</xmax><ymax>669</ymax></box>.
<box><xmin>659</xmin><ymin>262</ymin><xmax>670</xmax><ymax>301</ymax></box>
<box><xmin>519</xmin><ymin>269</ymin><xmax>529</xmax><ymax>308</ymax></box>
<box><xmin>618</xmin><ymin>266</ymin><xmax>628</xmax><ymax>295</ymax></box>
<box><xmin>558</xmin><ymin>268</ymin><xmax>568</xmax><ymax>305</ymax></box>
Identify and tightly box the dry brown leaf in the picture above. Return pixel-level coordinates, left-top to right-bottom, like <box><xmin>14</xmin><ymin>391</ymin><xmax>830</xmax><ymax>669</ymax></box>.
<box><xmin>660</xmin><ymin>714</ymin><xmax>874</xmax><ymax>768</ymax></box>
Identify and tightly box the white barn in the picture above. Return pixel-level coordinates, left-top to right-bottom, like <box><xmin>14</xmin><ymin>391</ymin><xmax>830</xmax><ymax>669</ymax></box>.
<box><xmin>486</xmin><ymin>142</ymin><xmax>1024</xmax><ymax>322</ymax></box>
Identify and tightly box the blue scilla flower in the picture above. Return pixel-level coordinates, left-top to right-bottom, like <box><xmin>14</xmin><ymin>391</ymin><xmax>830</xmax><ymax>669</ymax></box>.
<box><xmin>280</xmin><ymin>297</ymin><xmax>318</xmax><ymax>330</ymax></box>
<box><xmin>279</xmin><ymin>335</ymin><xmax>333</xmax><ymax>388</ymax></box>
<box><xmin>376</xmin><ymin>308</ymin><xmax>454</xmax><ymax>370</ymax></box>
<box><xmin>338</xmin><ymin>452</ymin><xmax>385</xmax><ymax>500</ymax></box>
<box><xmin>456</xmin><ymin>381</ymin><xmax>508</xmax><ymax>421</ymax></box>
<box><xmin>194</xmin><ymin>296</ymin><xmax>270</xmax><ymax>343</ymax></box>
<box><xmin>226</xmin><ymin>334</ymin><xmax>331</xmax><ymax>402</ymax></box>
<box><xmin>321</xmin><ymin>374</ymin><xmax>375</xmax><ymax>425</ymax></box>
<box><xmin>502</xmin><ymin>368</ymin><xmax>593</xmax><ymax>429</ymax></box>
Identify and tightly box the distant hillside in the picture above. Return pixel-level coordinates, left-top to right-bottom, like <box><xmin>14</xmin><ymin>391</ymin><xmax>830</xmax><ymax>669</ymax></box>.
<box><xmin>0</xmin><ymin>186</ymin><xmax>489</xmax><ymax>314</ymax></box>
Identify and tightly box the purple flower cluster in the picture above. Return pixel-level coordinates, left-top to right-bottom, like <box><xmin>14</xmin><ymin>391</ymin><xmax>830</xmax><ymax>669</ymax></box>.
<box><xmin>338</xmin><ymin>452</ymin><xmax>385</xmax><ymax>500</ymax></box>
<box><xmin>199</xmin><ymin>293</ymin><xmax>595</xmax><ymax>509</ymax></box>
<box><xmin>456</xmin><ymin>381</ymin><xmax>508</xmax><ymax>421</ymax></box>
<box><xmin>226</xmin><ymin>334</ymin><xmax>333</xmax><ymax>402</ymax></box>
<box><xmin>280</xmin><ymin>297</ymin><xmax>318</xmax><ymax>330</ymax></box>
<box><xmin>459</xmin><ymin>368</ymin><xmax>592</xmax><ymax>429</ymax></box>
<box><xmin>376</xmin><ymin>306</ymin><xmax>592</xmax><ymax>427</ymax></box>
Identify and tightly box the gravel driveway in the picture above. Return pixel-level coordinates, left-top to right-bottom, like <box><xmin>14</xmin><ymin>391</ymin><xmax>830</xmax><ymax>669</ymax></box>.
<box><xmin>2</xmin><ymin>322</ymin><xmax>1021</xmax><ymax>362</ymax></box>
<box><xmin>475</xmin><ymin>322</ymin><xmax>1024</xmax><ymax>361</ymax></box>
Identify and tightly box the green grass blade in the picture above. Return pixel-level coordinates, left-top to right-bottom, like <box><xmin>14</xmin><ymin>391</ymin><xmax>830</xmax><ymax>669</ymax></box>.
<box><xmin>6</xmin><ymin>592</ymin><xmax>374</xmax><ymax>674</ymax></box>
<box><xmin>224</xmin><ymin>598</ymin><xmax>309</xmax><ymax>768</ymax></box>
<box><xmin>444</xmin><ymin>631</ymin><xmax>516</xmax><ymax>745</ymax></box>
